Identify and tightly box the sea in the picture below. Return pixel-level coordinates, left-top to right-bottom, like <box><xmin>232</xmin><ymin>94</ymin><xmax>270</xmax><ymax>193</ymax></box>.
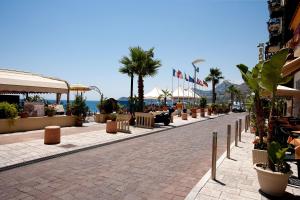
<box><xmin>48</xmin><ymin>99</ymin><xmax>168</xmax><ymax>113</ymax></box>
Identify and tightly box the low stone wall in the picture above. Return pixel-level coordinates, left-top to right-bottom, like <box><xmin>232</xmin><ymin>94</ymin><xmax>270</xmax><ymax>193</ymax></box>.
<box><xmin>0</xmin><ymin>115</ymin><xmax>76</xmax><ymax>134</ymax></box>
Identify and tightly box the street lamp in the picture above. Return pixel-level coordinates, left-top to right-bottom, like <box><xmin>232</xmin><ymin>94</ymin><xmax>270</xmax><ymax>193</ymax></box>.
<box><xmin>192</xmin><ymin>59</ymin><xmax>205</xmax><ymax>105</ymax></box>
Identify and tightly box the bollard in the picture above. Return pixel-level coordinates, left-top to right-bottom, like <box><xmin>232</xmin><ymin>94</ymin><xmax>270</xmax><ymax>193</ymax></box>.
<box><xmin>235</xmin><ymin>120</ymin><xmax>238</xmax><ymax>146</ymax></box>
<box><xmin>227</xmin><ymin>124</ymin><xmax>231</xmax><ymax>159</ymax></box>
<box><xmin>245</xmin><ymin>115</ymin><xmax>248</xmax><ymax>131</ymax></box>
<box><xmin>239</xmin><ymin>119</ymin><xmax>242</xmax><ymax>142</ymax></box>
<box><xmin>212</xmin><ymin>132</ymin><xmax>217</xmax><ymax>180</ymax></box>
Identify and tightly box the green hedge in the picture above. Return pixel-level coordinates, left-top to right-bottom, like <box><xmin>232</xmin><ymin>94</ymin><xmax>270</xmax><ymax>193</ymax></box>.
<box><xmin>0</xmin><ymin>102</ymin><xmax>18</xmax><ymax>119</ymax></box>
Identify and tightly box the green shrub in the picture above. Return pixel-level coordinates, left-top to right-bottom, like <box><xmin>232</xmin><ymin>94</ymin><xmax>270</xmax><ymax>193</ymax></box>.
<box><xmin>199</xmin><ymin>97</ymin><xmax>207</xmax><ymax>108</ymax></box>
<box><xmin>98</xmin><ymin>98</ymin><xmax>119</xmax><ymax>114</ymax></box>
<box><xmin>0</xmin><ymin>102</ymin><xmax>18</xmax><ymax>119</ymax></box>
<box><xmin>71</xmin><ymin>96</ymin><xmax>88</xmax><ymax>117</ymax></box>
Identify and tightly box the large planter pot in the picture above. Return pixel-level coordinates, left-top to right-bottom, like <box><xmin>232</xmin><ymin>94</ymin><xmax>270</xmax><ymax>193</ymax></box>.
<box><xmin>254</xmin><ymin>164</ymin><xmax>292</xmax><ymax>197</ymax></box>
<box><xmin>200</xmin><ymin>108</ymin><xmax>205</xmax><ymax>117</ymax></box>
<box><xmin>207</xmin><ymin>109</ymin><xmax>211</xmax><ymax>116</ymax></box>
<box><xmin>252</xmin><ymin>149</ymin><xmax>268</xmax><ymax>165</ymax></box>
<box><xmin>75</xmin><ymin>116</ymin><xmax>83</xmax><ymax>127</ymax></box>
<box><xmin>181</xmin><ymin>113</ymin><xmax>188</xmax><ymax>120</ymax></box>
<box><xmin>95</xmin><ymin>113</ymin><xmax>110</xmax><ymax>123</ymax></box>
<box><xmin>106</xmin><ymin>120</ymin><xmax>117</xmax><ymax>134</ymax></box>
<box><xmin>191</xmin><ymin>108</ymin><xmax>197</xmax><ymax>118</ymax></box>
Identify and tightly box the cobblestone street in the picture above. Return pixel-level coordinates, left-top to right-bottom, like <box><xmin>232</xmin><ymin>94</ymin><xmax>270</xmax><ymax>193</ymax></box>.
<box><xmin>0</xmin><ymin>113</ymin><xmax>246</xmax><ymax>200</ymax></box>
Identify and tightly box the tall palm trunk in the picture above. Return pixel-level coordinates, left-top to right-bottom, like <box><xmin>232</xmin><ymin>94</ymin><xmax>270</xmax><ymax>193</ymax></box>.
<box><xmin>212</xmin><ymin>79</ymin><xmax>216</xmax><ymax>104</ymax></box>
<box><xmin>138</xmin><ymin>75</ymin><xmax>144</xmax><ymax>112</ymax></box>
<box><xmin>130</xmin><ymin>73</ymin><xmax>134</xmax><ymax>113</ymax></box>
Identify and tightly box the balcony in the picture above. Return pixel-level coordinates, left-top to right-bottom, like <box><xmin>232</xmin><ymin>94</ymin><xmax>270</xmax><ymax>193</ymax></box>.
<box><xmin>268</xmin><ymin>0</ymin><xmax>283</xmax><ymax>14</ymax></box>
<box><xmin>268</xmin><ymin>18</ymin><xmax>282</xmax><ymax>34</ymax></box>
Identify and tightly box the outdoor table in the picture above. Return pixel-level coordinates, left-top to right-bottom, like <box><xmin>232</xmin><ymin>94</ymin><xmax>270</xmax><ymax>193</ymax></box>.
<box><xmin>285</xmin><ymin>153</ymin><xmax>300</xmax><ymax>178</ymax></box>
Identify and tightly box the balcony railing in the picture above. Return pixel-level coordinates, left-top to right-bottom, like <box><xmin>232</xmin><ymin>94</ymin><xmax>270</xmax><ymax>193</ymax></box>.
<box><xmin>268</xmin><ymin>0</ymin><xmax>283</xmax><ymax>13</ymax></box>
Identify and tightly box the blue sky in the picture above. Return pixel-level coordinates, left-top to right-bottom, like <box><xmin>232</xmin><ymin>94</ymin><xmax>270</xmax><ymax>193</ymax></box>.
<box><xmin>0</xmin><ymin>0</ymin><xmax>268</xmax><ymax>100</ymax></box>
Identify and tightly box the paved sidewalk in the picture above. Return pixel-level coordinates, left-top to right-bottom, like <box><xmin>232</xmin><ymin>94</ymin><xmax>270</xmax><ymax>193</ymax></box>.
<box><xmin>187</xmin><ymin>131</ymin><xmax>300</xmax><ymax>200</ymax></box>
<box><xmin>0</xmin><ymin>113</ymin><xmax>221</xmax><ymax>170</ymax></box>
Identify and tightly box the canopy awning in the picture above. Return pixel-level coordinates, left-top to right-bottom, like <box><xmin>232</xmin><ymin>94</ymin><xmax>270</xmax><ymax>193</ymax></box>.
<box><xmin>262</xmin><ymin>85</ymin><xmax>300</xmax><ymax>98</ymax></box>
<box><xmin>0</xmin><ymin>69</ymin><xmax>69</xmax><ymax>94</ymax></box>
<box><xmin>144</xmin><ymin>87</ymin><xmax>163</xmax><ymax>99</ymax></box>
<box><xmin>70</xmin><ymin>84</ymin><xmax>91</xmax><ymax>92</ymax></box>
<box><xmin>282</xmin><ymin>57</ymin><xmax>300</xmax><ymax>77</ymax></box>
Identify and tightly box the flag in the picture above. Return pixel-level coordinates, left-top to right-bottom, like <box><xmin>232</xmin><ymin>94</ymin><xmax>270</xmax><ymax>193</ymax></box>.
<box><xmin>189</xmin><ymin>75</ymin><xmax>194</xmax><ymax>83</ymax></box>
<box><xmin>203</xmin><ymin>80</ymin><xmax>208</xmax><ymax>87</ymax></box>
<box><xmin>197</xmin><ymin>78</ymin><xmax>203</xmax><ymax>86</ymax></box>
<box><xmin>172</xmin><ymin>69</ymin><xmax>176</xmax><ymax>77</ymax></box>
<box><xmin>184</xmin><ymin>73</ymin><xmax>189</xmax><ymax>81</ymax></box>
<box><xmin>177</xmin><ymin>70</ymin><xmax>183</xmax><ymax>79</ymax></box>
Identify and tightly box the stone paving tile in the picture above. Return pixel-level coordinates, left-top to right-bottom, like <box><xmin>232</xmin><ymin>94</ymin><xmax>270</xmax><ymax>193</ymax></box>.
<box><xmin>0</xmin><ymin>113</ymin><xmax>246</xmax><ymax>200</ymax></box>
<box><xmin>192</xmin><ymin>131</ymin><xmax>300</xmax><ymax>200</ymax></box>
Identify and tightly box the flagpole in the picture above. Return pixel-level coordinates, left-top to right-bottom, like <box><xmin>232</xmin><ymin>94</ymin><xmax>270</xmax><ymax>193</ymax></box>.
<box><xmin>183</xmin><ymin>76</ymin><xmax>185</xmax><ymax>107</ymax></box>
<box><xmin>188</xmin><ymin>80</ymin><xmax>190</xmax><ymax>104</ymax></box>
<box><xmin>178</xmin><ymin>76</ymin><xmax>179</xmax><ymax>102</ymax></box>
<box><xmin>172</xmin><ymin>70</ymin><xmax>174</xmax><ymax>105</ymax></box>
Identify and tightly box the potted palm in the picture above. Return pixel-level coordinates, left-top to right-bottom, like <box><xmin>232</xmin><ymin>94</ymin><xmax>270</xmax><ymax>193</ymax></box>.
<box><xmin>71</xmin><ymin>95</ymin><xmax>88</xmax><ymax>127</ymax></box>
<box><xmin>199</xmin><ymin>97</ymin><xmax>207</xmax><ymax>117</ymax></box>
<box><xmin>254</xmin><ymin>141</ymin><xmax>292</xmax><ymax>197</ymax></box>
<box><xmin>106</xmin><ymin>113</ymin><xmax>117</xmax><ymax>134</ymax></box>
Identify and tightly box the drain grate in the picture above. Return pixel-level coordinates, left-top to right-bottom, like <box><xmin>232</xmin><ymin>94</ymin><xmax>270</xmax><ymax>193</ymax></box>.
<box><xmin>59</xmin><ymin>144</ymin><xmax>77</xmax><ymax>148</ymax></box>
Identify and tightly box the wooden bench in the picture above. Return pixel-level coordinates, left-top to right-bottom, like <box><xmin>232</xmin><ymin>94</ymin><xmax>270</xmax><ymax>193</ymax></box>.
<box><xmin>44</xmin><ymin>126</ymin><xmax>61</xmax><ymax>144</ymax></box>
<box><xmin>116</xmin><ymin>114</ymin><xmax>131</xmax><ymax>133</ymax></box>
<box><xmin>135</xmin><ymin>112</ymin><xmax>154</xmax><ymax>129</ymax></box>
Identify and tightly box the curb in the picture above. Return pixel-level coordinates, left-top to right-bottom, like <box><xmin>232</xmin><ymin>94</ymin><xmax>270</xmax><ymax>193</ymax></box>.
<box><xmin>0</xmin><ymin>114</ymin><xmax>228</xmax><ymax>172</ymax></box>
<box><xmin>184</xmin><ymin>130</ymin><xmax>246</xmax><ymax>200</ymax></box>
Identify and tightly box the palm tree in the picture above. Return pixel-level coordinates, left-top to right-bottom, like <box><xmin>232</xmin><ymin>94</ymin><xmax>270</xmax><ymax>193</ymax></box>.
<box><xmin>226</xmin><ymin>85</ymin><xmax>238</xmax><ymax>107</ymax></box>
<box><xmin>158</xmin><ymin>89</ymin><xmax>172</xmax><ymax>106</ymax></box>
<box><xmin>133</xmin><ymin>47</ymin><xmax>161</xmax><ymax>111</ymax></box>
<box><xmin>205</xmin><ymin>68</ymin><xmax>224</xmax><ymax>104</ymax></box>
<box><xmin>119</xmin><ymin>49</ymin><xmax>136</xmax><ymax>114</ymax></box>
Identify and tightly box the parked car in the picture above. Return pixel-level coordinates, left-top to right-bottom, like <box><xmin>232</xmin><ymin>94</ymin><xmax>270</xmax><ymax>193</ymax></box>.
<box><xmin>232</xmin><ymin>105</ymin><xmax>246</xmax><ymax>112</ymax></box>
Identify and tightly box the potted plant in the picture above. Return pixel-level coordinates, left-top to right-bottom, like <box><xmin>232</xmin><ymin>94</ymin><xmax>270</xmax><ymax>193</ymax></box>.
<box><xmin>97</xmin><ymin>98</ymin><xmax>119</xmax><ymax>123</ymax></box>
<box><xmin>207</xmin><ymin>105</ymin><xmax>212</xmax><ymax>116</ymax></box>
<box><xmin>106</xmin><ymin>113</ymin><xmax>117</xmax><ymax>134</ymax></box>
<box><xmin>45</xmin><ymin>105</ymin><xmax>56</xmax><ymax>117</ymax></box>
<box><xmin>199</xmin><ymin>97</ymin><xmax>207</xmax><ymax>117</ymax></box>
<box><xmin>191</xmin><ymin>107</ymin><xmax>197</xmax><ymax>118</ymax></box>
<box><xmin>71</xmin><ymin>95</ymin><xmax>88</xmax><ymax>127</ymax></box>
<box><xmin>181</xmin><ymin>108</ymin><xmax>188</xmax><ymax>120</ymax></box>
<box><xmin>211</xmin><ymin>103</ymin><xmax>218</xmax><ymax>115</ymax></box>
<box><xmin>0</xmin><ymin>102</ymin><xmax>18</xmax><ymax>119</ymax></box>
<box><xmin>254</xmin><ymin>141</ymin><xmax>292</xmax><ymax>197</ymax></box>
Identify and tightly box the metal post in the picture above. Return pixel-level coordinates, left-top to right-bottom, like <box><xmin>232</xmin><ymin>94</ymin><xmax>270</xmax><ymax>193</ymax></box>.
<box><xmin>239</xmin><ymin>119</ymin><xmax>242</xmax><ymax>142</ymax></box>
<box><xmin>245</xmin><ymin>115</ymin><xmax>247</xmax><ymax>132</ymax></box>
<box><xmin>227</xmin><ymin>125</ymin><xmax>231</xmax><ymax>159</ymax></box>
<box><xmin>212</xmin><ymin>132</ymin><xmax>217</xmax><ymax>180</ymax></box>
<box><xmin>235</xmin><ymin>120</ymin><xmax>238</xmax><ymax>146</ymax></box>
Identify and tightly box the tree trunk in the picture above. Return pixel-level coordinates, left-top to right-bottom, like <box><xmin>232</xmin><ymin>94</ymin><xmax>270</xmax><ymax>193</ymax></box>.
<box><xmin>212</xmin><ymin>80</ymin><xmax>216</xmax><ymax>104</ymax></box>
<box><xmin>138</xmin><ymin>75</ymin><xmax>144</xmax><ymax>112</ymax></box>
<box><xmin>130</xmin><ymin>73</ymin><xmax>134</xmax><ymax>114</ymax></box>
<box><xmin>164</xmin><ymin>97</ymin><xmax>167</xmax><ymax>106</ymax></box>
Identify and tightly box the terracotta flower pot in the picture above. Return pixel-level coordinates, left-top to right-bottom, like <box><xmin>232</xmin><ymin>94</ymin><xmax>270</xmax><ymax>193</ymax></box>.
<box><xmin>207</xmin><ymin>108</ymin><xmax>211</xmax><ymax>116</ymax></box>
<box><xmin>191</xmin><ymin>108</ymin><xmax>197</xmax><ymax>118</ymax></box>
<box><xmin>200</xmin><ymin>108</ymin><xmax>205</xmax><ymax>117</ymax></box>
<box><xmin>181</xmin><ymin>113</ymin><xmax>188</xmax><ymax>120</ymax></box>
<box><xmin>106</xmin><ymin>120</ymin><xmax>117</xmax><ymax>134</ymax></box>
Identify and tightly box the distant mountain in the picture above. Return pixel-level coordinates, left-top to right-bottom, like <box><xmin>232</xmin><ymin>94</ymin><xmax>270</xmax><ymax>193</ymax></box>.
<box><xmin>193</xmin><ymin>80</ymin><xmax>249</xmax><ymax>103</ymax></box>
<box><xmin>118</xmin><ymin>97</ymin><xmax>128</xmax><ymax>101</ymax></box>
